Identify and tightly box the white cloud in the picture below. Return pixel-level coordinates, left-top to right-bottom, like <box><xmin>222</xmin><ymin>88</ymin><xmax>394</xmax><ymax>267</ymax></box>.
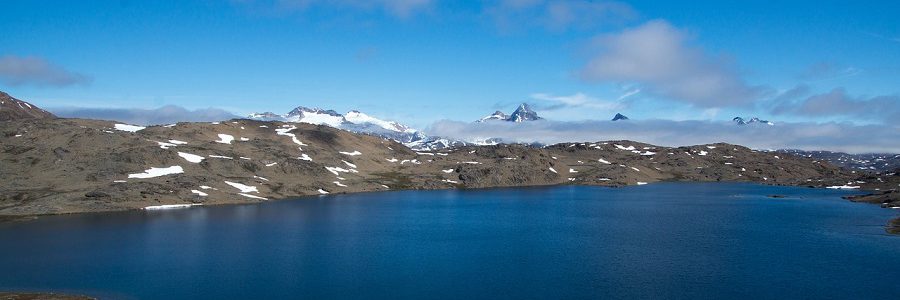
<box><xmin>529</xmin><ymin>92</ymin><xmax>622</xmax><ymax>110</ymax></box>
<box><xmin>616</xmin><ymin>88</ymin><xmax>640</xmax><ymax>101</ymax></box>
<box><xmin>771</xmin><ymin>88</ymin><xmax>900</xmax><ymax>122</ymax></box>
<box><xmin>799</xmin><ymin>62</ymin><xmax>862</xmax><ymax>80</ymax></box>
<box><xmin>579</xmin><ymin>20</ymin><xmax>769</xmax><ymax>108</ymax></box>
<box><xmin>0</xmin><ymin>55</ymin><xmax>91</xmax><ymax>87</ymax></box>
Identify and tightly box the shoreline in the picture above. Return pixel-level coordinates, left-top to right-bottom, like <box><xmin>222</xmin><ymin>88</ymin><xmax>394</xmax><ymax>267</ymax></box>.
<box><xmin>4</xmin><ymin>180</ymin><xmax>897</xmax><ymax>234</ymax></box>
<box><xmin>0</xmin><ymin>292</ymin><xmax>95</xmax><ymax>300</ymax></box>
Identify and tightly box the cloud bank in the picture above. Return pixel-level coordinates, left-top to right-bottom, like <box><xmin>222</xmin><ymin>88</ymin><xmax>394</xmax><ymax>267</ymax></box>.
<box><xmin>771</xmin><ymin>87</ymin><xmax>900</xmax><ymax>122</ymax></box>
<box><xmin>580</xmin><ymin>20</ymin><xmax>769</xmax><ymax>108</ymax></box>
<box><xmin>0</xmin><ymin>55</ymin><xmax>91</xmax><ymax>87</ymax></box>
<box><xmin>51</xmin><ymin>105</ymin><xmax>240</xmax><ymax>126</ymax></box>
<box><xmin>427</xmin><ymin>119</ymin><xmax>900</xmax><ymax>154</ymax></box>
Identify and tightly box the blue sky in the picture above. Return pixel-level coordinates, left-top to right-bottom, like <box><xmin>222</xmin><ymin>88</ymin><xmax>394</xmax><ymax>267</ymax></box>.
<box><xmin>1</xmin><ymin>0</ymin><xmax>899</xmax><ymax>128</ymax></box>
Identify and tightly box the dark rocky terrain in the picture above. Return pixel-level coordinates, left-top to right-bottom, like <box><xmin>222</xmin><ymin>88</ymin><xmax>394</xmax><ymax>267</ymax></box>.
<box><xmin>778</xmin><ymin>149</ymin><xmax>900</xmax><ymax>173</ymax></box>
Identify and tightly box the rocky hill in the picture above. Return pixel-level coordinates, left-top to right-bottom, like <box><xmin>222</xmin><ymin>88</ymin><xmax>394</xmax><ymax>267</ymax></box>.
<box><xmin>3</xmin><ymin>116</ymin><xmax>898</xmax><ymax>218</ymax></box>
<box><xmin>777</xmin><ymin>149</ymin><xmax>900</xmax><ymax>173</ymax></box>
<box><xmin>0</xmin><ymin>91</ymin><xmax>55</xmax><ymax>121</ymax></box>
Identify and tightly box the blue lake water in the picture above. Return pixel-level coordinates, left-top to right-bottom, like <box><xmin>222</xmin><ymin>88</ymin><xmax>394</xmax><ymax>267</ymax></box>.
<box><xmin>1</xmin><ymin>183</ymin><xmax>898</xmax><ymax>299</ymax></box>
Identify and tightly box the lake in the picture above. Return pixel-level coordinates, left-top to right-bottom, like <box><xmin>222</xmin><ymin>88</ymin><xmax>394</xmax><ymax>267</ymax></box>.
<box><xmin>1</xmin><ymin>183</ymin><xmax>898</xmax><ymax>299</ymax></box>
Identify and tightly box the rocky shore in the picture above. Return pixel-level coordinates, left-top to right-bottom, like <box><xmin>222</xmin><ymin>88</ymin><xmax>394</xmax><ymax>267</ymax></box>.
<box><xmin>0</xmin><ymin>292</ymin><xmax>94</xmax><ymax>300</ymax></box>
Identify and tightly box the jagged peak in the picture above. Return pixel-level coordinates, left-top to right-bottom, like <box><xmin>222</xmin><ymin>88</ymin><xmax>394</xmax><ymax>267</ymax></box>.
<box><xmin>507</xmin><ymin>103</ymin><xmax>542</xmax><ymax>122</ymax></box>
<box><xmin>612</xmin><ymin>113</ymin><xmax>629</xmax><ymax>121</ymax></box>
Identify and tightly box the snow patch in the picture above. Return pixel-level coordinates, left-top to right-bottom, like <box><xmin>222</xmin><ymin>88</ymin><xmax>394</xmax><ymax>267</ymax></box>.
<box><xmin>215</xmin><ymin>134</ymin><xmax>234</xmax><ymax>144</ymax></box>
<box><xmin>826</xmin><ymin>185</ymin><xmax>860</xmax><ymax>189</ymax></box>
<box><xmin>157</xmin><ymin>141</ymin><xmax>178</xmax><ymax>149</ymax></box>
<box><xmin>178</xmin><ymin>152</ymin><xmax>205</xmax><ymax>163</ymax></box>
<box><xmin>615</xmin><ymin>144</ymin><xmax>636</xmax><ymax>151</ymax></box>
<box><xmin>144</xmin><ymin>204</ymin><xmax>199</xmax><ymax>210</ymax></box>
<box><xmin>128</xmin><ymin>166</ymin><xmax>184</xmax><ymax>179</ymax></box>
<box><xmin>114</xmin><ymin>124</ymin><xmax>146</xmax><ymax>132</ymax></box>
<box><xmin>239</xmin><ymin>193</ymin><xmax>268</xmax><ymax>200</ymax></box>
<box><xmin>224</xmin><ymin>181</ymin><xmax>258</xmax><ymax>193</ymax></box>
<box><xmin>342</xmin><ymin>160</ymin><xmax>357</xmax><ymax>168</ymax></box>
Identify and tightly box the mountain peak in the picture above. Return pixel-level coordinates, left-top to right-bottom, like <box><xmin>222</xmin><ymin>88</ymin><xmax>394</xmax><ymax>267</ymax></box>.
<box><xmin>477</xmin><ymin>110</ymin><xmax>509</xmax><ymax>122</ymax></box>
<box><xmin>287</xmin><ymin>106</ymin><xmax>342</xmax><ymax>118</ymax></box>
<box><xmin>612</xmin><ymin>113</ymin><xmax>629</xmax><ymax>121</ymax></box>
<box><xmin>507</xmin><ymin>103</ymin><xmax>542</xmax><ymax>122</ymax></box>
<box><xmin>733</xmin><ymin>116</ymin><xmax>774</xmax><ymax>126</ymax></box>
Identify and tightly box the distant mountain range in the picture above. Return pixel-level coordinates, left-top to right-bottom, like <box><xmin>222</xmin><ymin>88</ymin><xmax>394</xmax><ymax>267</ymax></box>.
<box><xmin>249</xmin><ymin>102</ymin><xmax>550</xmax><ymax>151</ymax></box>
<box><xmin>733</xmin><ymin>117</ymin><xmax>774</xmax><ymax>126</ymax></box>
<box><xmin>477</xmin><ymin>103</ymin><xmax>543</xmax><ymax>122</ymax></box>
<box><xmin>248</xmin><ymin>107</ymin><xmax>425</xmax><ymax>144</ymax></box>
<box><xmin>248</xmin><ymin>103</ymin><xmax>786</xmax><ymax>151</ymax></box>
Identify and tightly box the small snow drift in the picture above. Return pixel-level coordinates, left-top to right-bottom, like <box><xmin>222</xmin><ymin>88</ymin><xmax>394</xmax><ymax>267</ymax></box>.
<box><xmin>143</xmin><ymin>204</ymin><xmax>200</xmax><ymax>210</ymax></box>
<box><xmin>178</xmin><ymin>152</ymin><xmax>205</xmax><ymax>163</ymax></box>
<box><xmin>224</xmin><ymin>181</ymin><xmax>258</xmax><ymax>193</ymax></box>
<box><xmin>215</xmin><ymin>133</ymin><xmax>235</xmax><ymax>144</ymax></box>
<box><xmin>114</xmin><ymin>124</ymin><xmax>146</xmax><ymax>132</ymax></box>
<box><xmin>128</xmin><ymin>166</ymin><xmax>184</xmax><ymax>179</ymax></box>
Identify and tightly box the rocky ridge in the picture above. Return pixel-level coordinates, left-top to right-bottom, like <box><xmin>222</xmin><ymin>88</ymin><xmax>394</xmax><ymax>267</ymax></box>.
<box><xmin>0</xmin><ymin>91</ymin><xmax>55</xmax><ymax>121</ymax></box>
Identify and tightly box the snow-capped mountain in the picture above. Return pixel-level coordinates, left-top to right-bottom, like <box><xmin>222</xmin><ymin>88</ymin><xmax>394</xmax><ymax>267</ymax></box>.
<box><xmin>477</xmin><ymin>103</ymin><xmax>542</xmax><ymax>122</ymax></box>
<box><xmin>612</xmin><ymin>113</ymin><xmax>629</xmax><ymax>121</ymax></box>
<box><xmin>248</xmin><ymin>106</ymin><xmax>425</xmax><ymax>143</ymax></box>
<box><xmin>246</xmin><ymin>112</ymin><xmax>283</xmax><ymax>121</ymax></box>
<box><xmin>507</xmin><ymin>103</ymin><xmax>542</xmax><ymax>122</ymax></box>
<box><xmin>285</xmin><ymin>106</ymin><xmax>345</xmax><ymax>127</ymax></box>
<box><xmin>477</xmin><ymin>111</ymin><xmax>509</xmax><ymax>122</ymax></box>
<box><xmin>733</xmin><ymin>117</ymin><xmax>774</xmax><ymax>126</ymax></box>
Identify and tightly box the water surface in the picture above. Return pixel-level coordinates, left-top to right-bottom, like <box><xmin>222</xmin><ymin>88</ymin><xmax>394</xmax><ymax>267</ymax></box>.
<box><xmin>1</xmin><ymin>183</ymin><xmax>898</xmax><ymax>299</ymax></box>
